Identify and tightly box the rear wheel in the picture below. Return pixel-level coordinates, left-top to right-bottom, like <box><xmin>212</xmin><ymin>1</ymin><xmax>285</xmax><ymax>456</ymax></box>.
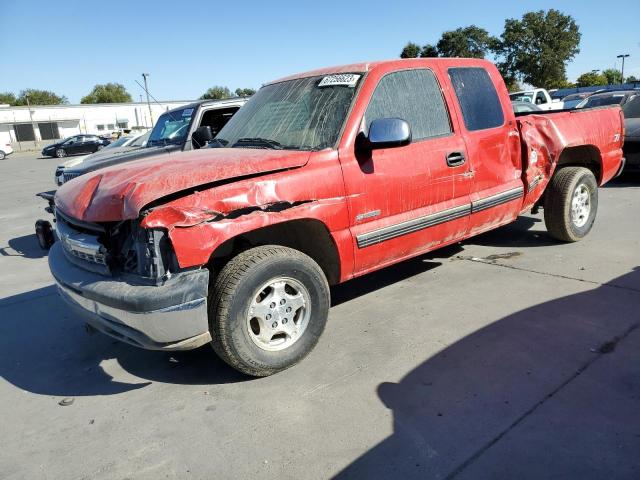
<box><xmin>55</xmin><ymin>148</ymin><xmax>66</xmax><ymax>158</ymax></box>
<box><xmin>544</xmin><ymin>166</ymin><xmax>598</xmax><ymax>242</ymax></box>
<box><xmin>0</xmin><ymin>150</ymin><xmax>5</xmax><ymax>160</ymax></box>
<box><xmin>209</xmin><ymin>245</ymin><xmax>330</xmax><ymax>377</ymax></box>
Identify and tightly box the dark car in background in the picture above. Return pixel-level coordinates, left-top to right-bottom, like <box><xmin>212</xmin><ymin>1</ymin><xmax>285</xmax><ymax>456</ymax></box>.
<box><xmin>622</xmin><ymin>96</ymin><xmax>640</xmax><ymax>171</ymax></box>
<box><xmin>561</xmin><ymin>92</ymin><xmax>592</xmax><ymax>109</ymax></box>
<box><xmin>41</xmin><ymin>134</ymin><xmax>110</xmax><ymax>158</ymax></box>
<box><xmin>576</xmin><ymin>90</ymin><xmax>638</xmax><ymax>109</ymax></box>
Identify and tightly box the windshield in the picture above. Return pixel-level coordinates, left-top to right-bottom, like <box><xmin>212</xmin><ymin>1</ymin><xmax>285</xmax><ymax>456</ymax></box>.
<box><xmin>148</xmin><ymin>107</ymin><xmax>195</xmax><ymax>147</ymax></box>
<box><xmin>509</xmin><ymin>92</ymin><xmax>534</xmax><ymax>103</ymax></box>
<box><xmin>104</xmin><ymin>136</ymin><xmax>132</xmax><ymax>149</ymax></box>
<box><xmin>622</xmin><ymin>96</ymin><xmax>640</xmax><ymax>119</ymax></box>
<box><xmin>214</xmin><ymin>73</ymin><xmax>362</xmax><ymax>151</ymax></box>
<box><xmin>580</xmin><ymin>94</ymin><xmax>627</xmax><ymax>108</ymax></box>
<box><xmin>129</xmin><ymin>131</ymin><xmax>150</xmax><ymax>147</ymax></box>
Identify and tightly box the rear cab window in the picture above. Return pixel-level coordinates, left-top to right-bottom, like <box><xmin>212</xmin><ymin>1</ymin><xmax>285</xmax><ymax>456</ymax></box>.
<box><xmin>448</xmin><ymin>67</ymin><xmax>504</xmax><ymax>131</ymax></box>
<box><xmin>365</xmin><ymin>69</ymin><xmax>452</xmax><ymax>140</ymax></box>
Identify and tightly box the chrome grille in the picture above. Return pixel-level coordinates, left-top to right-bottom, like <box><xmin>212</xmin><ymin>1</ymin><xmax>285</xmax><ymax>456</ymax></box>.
<box><xmin>62</xmin><ymin>171</ymin><xmax>81</xmax><ymax>183</ymax></box>
<box><xmin>55</xmin><ymin>214</ymin><xmax>107</xmax><ymax>266</ymax></box>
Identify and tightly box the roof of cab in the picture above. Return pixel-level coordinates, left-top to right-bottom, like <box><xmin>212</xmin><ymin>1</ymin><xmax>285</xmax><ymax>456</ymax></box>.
<box><xmin>164</xmin><ymin>97</ymin><xmax>248</xmax><ymax>114</ymax></box>
<box><xmin>266</xmin><ymin>57</ymin><xmax>493</xmax><ymax>85</ymax></box>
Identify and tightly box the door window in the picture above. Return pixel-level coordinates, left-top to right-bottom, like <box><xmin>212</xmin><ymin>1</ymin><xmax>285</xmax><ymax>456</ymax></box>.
<box><xmin>365</xmin><ymin>69</ymin><xmax>451</xmax><ymax>141</ymax></box>
<box><xmin>448</xmin><ymin>67</ymin><xmax>504</xmax><ymax>131</ymax></box>
<box><xmin>535</xmin><ymin>91</ymin><xmax>547</xmax><ymax>105</ymax></box>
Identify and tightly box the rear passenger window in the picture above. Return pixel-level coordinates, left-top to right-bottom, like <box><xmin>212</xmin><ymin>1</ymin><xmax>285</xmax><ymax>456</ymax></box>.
<box><xmin>365</xmin><ymin>69</ymin><xmax>451</xmax><ymax>141</ymax></box>
<box><xmin>448</xmin><ymin>67</ymin><xmax>504</xmax><ymax>131</ymax></box>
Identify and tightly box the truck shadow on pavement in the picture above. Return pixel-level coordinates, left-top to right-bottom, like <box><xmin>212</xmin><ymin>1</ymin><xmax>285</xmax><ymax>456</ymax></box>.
<box><xmin>334</xmin><ymin>267</ymin><xmax>640</xmax><ymax>480</ymax></box>
<box><xmin>0</xmin><ymin>233</ymin><xmax>48</xmax><ymax>259</ymax></box>
<box><xmin>0</xmin><ymin>286</ymin><xmax>248</xmax><ymax>397</ymax></box>
<box><xmin>0</xmin><ymin>249</ymin><xmax>456</xmax><ymax>398</ymax></box>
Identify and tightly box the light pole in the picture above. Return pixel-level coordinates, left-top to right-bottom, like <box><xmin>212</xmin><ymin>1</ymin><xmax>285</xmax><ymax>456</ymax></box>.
<box><xmin>24</xmin><ymin>94</ymin><xmax>38</xmax><ymax>148</ymax></box>
<box><xmin>617</xmin><ymin>54</ymin><xmax>630</xmax><ymax>84</ymax></box>
<box><xmin>142</xmin><ymin>73</ymin><xmax>153</xmax><ymax>126</ymax></box>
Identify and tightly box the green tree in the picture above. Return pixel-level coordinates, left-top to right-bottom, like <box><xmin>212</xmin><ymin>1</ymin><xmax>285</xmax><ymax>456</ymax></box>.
<box><xmin>495</xmin><ymin>9</ymin><xmax>581</xmax><ymax>89</ymax></box>
<box><xmin>436</xmin><ymin>26</ymin><xmax>497</xmax><ymax>58</ymax></box>
<box><xmin>575</xmin><ymin>71</ymin><xmax>607</xmax><ymax>87</ymax></box>
<box><xmin>81</xmin><ymin>83</ymin><xmax>133</xmax><ymax>104</ymax></box>
<box><xmin>200</xmin><ymin>86</ymin><xmax>233</xmax><ymax>100</ymax></box>
<box><xmin>400</xmin><ymin>42</ymin><xmax>421</xmax><ymax>58</ymax></box>
<box><xmin>420</xmin><ymin>44</ymin><xmax>439</xmax><ymax>58</ymax></box>
<box><xmin>235</xmin><ymin>88</ymin><xmax>256</xmax><ymax>97</ymax></box>
<box><xmin>15</xmin><ymin>89</ymin><xmax>68</xmax><ymax>106</ymax></box>
<box><xmin>505</xmin><ymin>80</ymin><xmax>523</xmax><ymax>93</ymax></box>
<box><xmin>602</xmin><ymin>68</ymin><xmax>622</xmax><ymax>84</ymax></box>
<box><xmin>626</xmin><ymin>75</ymin><xmax>639</xmax><ymax>83</ymax></box>
<box><xmin>0</xmin><ymin>92</ymin><xmax>17</xmax><ymax>105</ymax></box>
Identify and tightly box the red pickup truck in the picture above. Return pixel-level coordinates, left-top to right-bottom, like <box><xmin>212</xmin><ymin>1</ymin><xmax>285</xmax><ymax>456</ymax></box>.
<box><xmin>49</xmin><ymin>58</ymin><xmax>624</xmax><ymax>376</ymax></box>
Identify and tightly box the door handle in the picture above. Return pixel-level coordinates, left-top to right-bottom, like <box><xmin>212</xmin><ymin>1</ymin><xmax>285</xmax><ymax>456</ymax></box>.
<box><xmin>446</xmin><ymin>151</ymin><xmax>466</xmax><ymax>167</ymax></box>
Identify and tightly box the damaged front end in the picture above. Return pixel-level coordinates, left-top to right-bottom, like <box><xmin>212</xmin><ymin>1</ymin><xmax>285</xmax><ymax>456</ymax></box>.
<box><xmin>49</xmin><ymin>208</ymin><xmax>211</xmax><ymax>351</ymax></box>
<box><xmin>55</xmin><ymin>209</ymin><xmax>178</xmax><ymax>284</ymax></box>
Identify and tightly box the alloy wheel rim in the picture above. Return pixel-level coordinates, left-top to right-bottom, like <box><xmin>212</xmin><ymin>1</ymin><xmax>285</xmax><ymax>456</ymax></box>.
<box><xmin>246</xmin><ymin>276</ymin><xmax>311</xmax><ymax>352</ymax></box>
<box><xmin>571</xmin><ymin>184</ymin><xmax>590</xmax><ymax>228</ymax></box>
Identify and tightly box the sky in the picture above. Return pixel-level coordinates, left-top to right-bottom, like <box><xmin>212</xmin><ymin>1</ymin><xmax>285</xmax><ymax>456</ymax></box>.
<box><xmin>1</xmin><ymin>0</ymin><xmax>638</xmax><ymax>103</ymax></box>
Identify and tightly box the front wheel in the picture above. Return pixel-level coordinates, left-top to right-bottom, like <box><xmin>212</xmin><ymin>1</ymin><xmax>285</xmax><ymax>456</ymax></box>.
<box><xmin>209</xmin><ymin>245</ymin><xmax>330</xmax><ymax>377</ymax></box>
<box><xmin>544</xmin><ymin>166</ymin><xmax>598</xmax><ymax>242</ymax></box>
<box><xmin>55</xmin><ymin>148</ymin><xmax>66</xmax><ymax>158</ymax></box>
<box><xmin>0</xmin><ymin>150</ymin><xmax>5</xmax><ymax>160</ymax></box>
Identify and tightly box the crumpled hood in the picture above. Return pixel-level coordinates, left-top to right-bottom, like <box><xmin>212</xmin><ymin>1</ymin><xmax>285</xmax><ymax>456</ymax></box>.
<box><xmin>55</xmin><ymin>148</ymin><xmax>311</xmax><ymax>222</ymax></box>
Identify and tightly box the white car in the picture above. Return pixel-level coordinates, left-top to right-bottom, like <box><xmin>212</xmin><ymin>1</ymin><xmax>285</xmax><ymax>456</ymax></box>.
<box><xmin>509</xmin><ymin>88</ymin><xmax>564</xmax><ymax>111</ymax></box>
<box><xmin>0</xmin><ymin>142</ymin><xmax>14</xmax><ymax>160</ymax></box>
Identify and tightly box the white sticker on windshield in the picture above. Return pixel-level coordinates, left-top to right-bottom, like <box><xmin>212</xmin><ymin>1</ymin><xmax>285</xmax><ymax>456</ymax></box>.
<box><xmin>182</xmin><ymin>108</ymin><xmax>194</xmax><ymax>117</ymax></box>
<box><xmin>318</xmin><ymin>74</ymin><xmax>361</xmax><ymax>88</ymax></box>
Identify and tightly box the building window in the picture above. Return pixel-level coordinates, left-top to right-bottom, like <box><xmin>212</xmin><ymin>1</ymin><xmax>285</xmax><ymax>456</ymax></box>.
<box><xmin>117</xmin><ymin>121</ymin><xmax>128</xmax><ymax>129</ymax></box>
<box><xmin>38</xmin><ymin>122</ymin><xmax>60</xmax><ymax>140</ymax></box>
<box><xmin>14</xmin><ymin>124</ymin><xmax>35</xmax><ymax>142</ymax></box>
<box><xmin>96</xmin><ymin>124</ymin><xmax>105</xmax><ymax>131</ymax></box>
<box><xmin>107</xmin><ymin>124</ymin><xmax>115</xmax><ymax>130</ymax></box>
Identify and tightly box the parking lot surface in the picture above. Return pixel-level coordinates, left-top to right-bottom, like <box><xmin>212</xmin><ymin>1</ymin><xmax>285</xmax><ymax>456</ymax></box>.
<box><xmin>1</xmin><ymin>152</ymin><xmax>639</xmax><ymax>479</ymax></box>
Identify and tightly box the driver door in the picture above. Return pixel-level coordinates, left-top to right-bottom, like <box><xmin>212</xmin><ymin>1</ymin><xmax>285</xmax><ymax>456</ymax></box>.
<box><xmin>339</xmin><ymin>68</ymin><xmax>472</xmax><ymax>274</ymax></box>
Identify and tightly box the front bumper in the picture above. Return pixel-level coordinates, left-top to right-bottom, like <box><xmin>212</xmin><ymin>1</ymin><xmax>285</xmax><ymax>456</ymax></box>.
<box><xmin>48</xmin><ymin>242</ymin><xmax>211</xmax><ymax>350</ymax></box>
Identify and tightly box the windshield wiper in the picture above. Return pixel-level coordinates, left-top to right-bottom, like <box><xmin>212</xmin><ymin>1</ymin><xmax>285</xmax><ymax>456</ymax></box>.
<box><xmin>232</xmin><ymin>137</ymin><xmax>284</xmax><ymax>149</ymax></box>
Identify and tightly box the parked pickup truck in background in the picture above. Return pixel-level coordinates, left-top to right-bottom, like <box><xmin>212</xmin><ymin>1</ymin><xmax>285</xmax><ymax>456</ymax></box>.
<box><xmin>34</xmin><ymin>98</ymin><xmax>247</xmax><ymax>249</ymax></box>
<box><xmin>48</xmin><ymin>58</ymin><xmax>624</xmax><ymax>377</ymax></box>
<box><xmin>510</xmin><ymin>88</ymin><xmax>564</xmax><ymax>110</ymax></box>
<box><xmin>54</xmin><ymin>97</ymin><xmax>247</xmax><ymax>185</ymax></box>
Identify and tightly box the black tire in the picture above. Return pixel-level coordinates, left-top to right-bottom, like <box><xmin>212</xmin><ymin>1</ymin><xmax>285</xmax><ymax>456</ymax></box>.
<box><xmin>209</xmin><ymin>245</ymin><xmax>330</xmax><ymax>377</ymax></box>
<box><xmin>35</xmin><ymin>220</ymin><xmax>55</xmax><ymax>250</ymax></box>
<box><xmin>55</xmin><ymin>148</ymin><xmax>66</xmax><ymax>158</ymax></box>
<box><xmin>0</xmin><ymin>151</ymin><xmax>5</xmax><ymax>160</ymax></box>
<box><xmin>544</xmin><ymin>166</ymin><xmax>598</xmax><ymax>242</ymax></box>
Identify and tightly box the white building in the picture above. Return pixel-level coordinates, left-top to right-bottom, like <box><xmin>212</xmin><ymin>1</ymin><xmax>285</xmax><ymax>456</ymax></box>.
<box><xmin>0</xmin><ymin>100</ymin><xmax>192</xmax><ymax>150</ymax></box>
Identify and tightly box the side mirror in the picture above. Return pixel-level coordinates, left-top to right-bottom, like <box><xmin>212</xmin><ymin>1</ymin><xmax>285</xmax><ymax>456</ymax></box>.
<box><xmin>365</xmin><ymin>118</ymin><xmax>411</xmax><ymax>150</ymax></box>
<box><xmin>192</xmin><ymin>125</ymin><xmax>213</xmax><ymax>148</ymax></box>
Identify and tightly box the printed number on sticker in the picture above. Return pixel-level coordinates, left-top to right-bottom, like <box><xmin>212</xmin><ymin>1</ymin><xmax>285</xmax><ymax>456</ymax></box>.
<box><xmin>318</xmin><ymin>74</ymin><xmax>360</xmax><ymax>88</ymax></box>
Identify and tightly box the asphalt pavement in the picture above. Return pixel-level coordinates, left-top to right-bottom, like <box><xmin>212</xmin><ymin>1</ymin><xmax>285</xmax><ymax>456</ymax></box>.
<box><xmin>1</xmin><ymin>152</ymin><xmax>639</xmax><ymax>479</ymax></box>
